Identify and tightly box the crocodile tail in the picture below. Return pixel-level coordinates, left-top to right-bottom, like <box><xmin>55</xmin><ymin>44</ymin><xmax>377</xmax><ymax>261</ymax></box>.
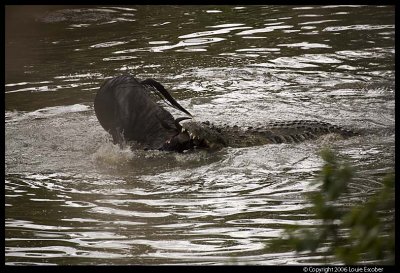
<box><xmin>254</xmin><ymin>120</ymin><xmax>358</xmax><ymax>143</ymax></box>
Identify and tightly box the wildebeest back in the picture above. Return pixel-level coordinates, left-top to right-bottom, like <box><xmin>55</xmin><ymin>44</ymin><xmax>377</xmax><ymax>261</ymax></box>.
<box><xmin>94</xmin><ymin>75</ymin><xmax>179</xmax><ymax>149</ymax></box>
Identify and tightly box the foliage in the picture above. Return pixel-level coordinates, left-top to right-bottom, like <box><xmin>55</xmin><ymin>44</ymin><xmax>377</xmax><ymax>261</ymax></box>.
<box><xmin>268</xmin><ymin>148</ymin><xmax>395</xmax><ymax>265</ymax></box>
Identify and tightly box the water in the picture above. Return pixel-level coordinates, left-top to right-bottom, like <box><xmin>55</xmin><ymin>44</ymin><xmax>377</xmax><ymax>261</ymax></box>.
<box><xmin>5</xmin><ymin>5</ymin><xmax>395</xmax><ymax>265</ymax></box>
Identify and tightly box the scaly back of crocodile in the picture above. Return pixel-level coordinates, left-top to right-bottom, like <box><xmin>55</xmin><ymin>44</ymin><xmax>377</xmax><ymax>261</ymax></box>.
<box><xmin>180</xmin><ymin>120</ymin><xmax>356</xmax><ymax>150</ymax></box>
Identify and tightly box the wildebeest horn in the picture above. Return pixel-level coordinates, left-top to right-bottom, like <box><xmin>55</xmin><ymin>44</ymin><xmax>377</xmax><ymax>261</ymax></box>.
<box><xmin>141</xmin><ymin>78</ymin><xmax>192</xmax><ymax>117</ymax></box>
<box><xmin>175</xmin><ymin>117</ymin><xmax>192</xmax><ymax>132</ymax></box>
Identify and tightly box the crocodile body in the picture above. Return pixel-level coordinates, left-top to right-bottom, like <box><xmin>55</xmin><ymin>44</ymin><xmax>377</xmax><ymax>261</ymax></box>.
<box><xmin>173</xmin><ymin>120</ymin><xmax>356</xmax><ymax>151</ymax></box>
<box><xmin>94</xmin><ymin>75</ymin><xmax>356</xmax><ymax>152</ymax></box>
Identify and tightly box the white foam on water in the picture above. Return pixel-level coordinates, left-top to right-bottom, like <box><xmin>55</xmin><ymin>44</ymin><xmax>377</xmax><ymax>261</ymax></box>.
<box><xmin>5</xmin><ymin>104</ymin><xmax>91</xmax><ymax>123</ymax></box>
<box><xmin>91</xmin><ymin>140</ymin><xmax>135</xmax><ymax>167</ymax></box>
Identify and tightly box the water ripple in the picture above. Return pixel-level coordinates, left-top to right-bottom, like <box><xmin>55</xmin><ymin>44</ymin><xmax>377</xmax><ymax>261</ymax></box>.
<box><xmin>236</xmin><ymin>25</ymin><xmax>293</xmax><ymax>35</ymax></box>
<box><xmin>323</xmin><ymin>24</ymin><xmax>394</xmax><ymax>32</ymax></box>
<box><xmin>90</xmin><ymin>41</ymin><xmax>129</xmax><ymax>48</ymax></box>
<box><xmin>179</xmin><ymin>26</ymin><xmax>252</xmax><ymax>39</ymax></box>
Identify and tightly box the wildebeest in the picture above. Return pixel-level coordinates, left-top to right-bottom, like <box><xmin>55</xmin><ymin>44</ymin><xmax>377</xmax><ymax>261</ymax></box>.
<box><xmin>94</xmin><ymin>75</ymin><xmax>193</xmax><ymax>152</ymax></box>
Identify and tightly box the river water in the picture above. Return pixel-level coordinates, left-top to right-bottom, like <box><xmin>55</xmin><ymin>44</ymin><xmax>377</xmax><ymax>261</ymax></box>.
<box><xmin>5</xmin><ymin>5</ymin><xmax>395</xmax><ymax>265</ymax></box>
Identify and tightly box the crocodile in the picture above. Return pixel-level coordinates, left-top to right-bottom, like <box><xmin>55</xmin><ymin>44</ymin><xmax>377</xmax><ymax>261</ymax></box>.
<box><xmin>94</xmin><ymin>75</ymin><xmax>356</xmax><ymax>152</ymax></box>
<box><xmin>173</xmin><ymin>120</ymin><xmax>356</xmax><ymax>151</ymax></box>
